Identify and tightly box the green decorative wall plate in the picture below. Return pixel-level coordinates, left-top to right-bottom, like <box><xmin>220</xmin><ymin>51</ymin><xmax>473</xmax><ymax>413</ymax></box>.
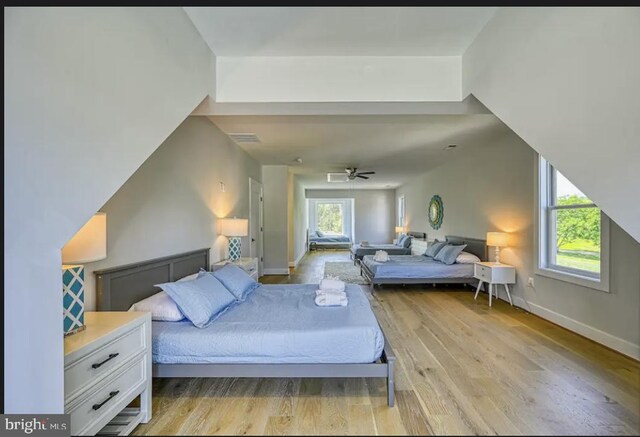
<box><xmin>428</xmin><ymin>195</ymin><xmax>444</xmax><ymax>230</ymax></box>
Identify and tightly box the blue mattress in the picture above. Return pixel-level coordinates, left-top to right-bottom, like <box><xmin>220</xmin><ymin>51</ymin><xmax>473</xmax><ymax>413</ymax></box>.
<box><xmin>363</xmin><ymin>255</ymin><xmax>474</xmax><ymax>279</ymax></box>
<box><xmin>309</xmin><ymin>234</ymin><xmax>351</xmax><ymax>243</ymax></box>
<box><xmin>351</xmin><ymin>244</ymin><xmax>411</xmax><ymax>257</ymax></box>
<box><xmin>152</xmin><ymin>283</ymin><xmax>384</xmax><ymax>364</ymax></box>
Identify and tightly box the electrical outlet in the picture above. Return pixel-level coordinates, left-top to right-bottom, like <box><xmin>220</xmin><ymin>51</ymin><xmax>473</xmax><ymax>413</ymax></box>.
<box><xmin>219</xmin><ymin>182</ymin><xmax>226</xmax><ymax>192</ymax></box>
<box><xmin>527</xmin><ymin>277</ymin><xmax>535</xmax><ymax>287</ymax></box>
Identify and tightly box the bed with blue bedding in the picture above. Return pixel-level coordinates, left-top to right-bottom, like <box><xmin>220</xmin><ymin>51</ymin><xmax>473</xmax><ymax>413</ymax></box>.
<box><xmin>153</xmin><ymin>283</ymin><xmax>384</xmax><ymax>364</ymax></box>
<box><xmin>94</xmin><ymin>248</ymin><xmax>397</xmax><ymax>406</ymax></box>
<box><xmin>308</xmin><ymin>231</ymin><xmax>351</xmax><ymax>249</ymax></box>
<box><xmin>359</xmin><ymin>235</ymin><xmax>487</xmax><ymax>289</ymax></box>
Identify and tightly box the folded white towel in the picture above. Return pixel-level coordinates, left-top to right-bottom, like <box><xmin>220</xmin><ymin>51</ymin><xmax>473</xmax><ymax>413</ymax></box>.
<box><xmin>315</xmin><ymin>289</ymin><xmax>347</xmax><ymax>298</ymax></box>
<box><xmin>373</xmin><ymin>250</ymin><xmax>390</xmax><ymax>262</ymax></box>
<box><xmin>315</xmin><ymin>294</ymin><xmax>348</xmax><ymax>307</ymax></box>
<box><xmin>319</xmin><ymin>278</ymin><xmax>346</xmax><ymax>292</ymax></box>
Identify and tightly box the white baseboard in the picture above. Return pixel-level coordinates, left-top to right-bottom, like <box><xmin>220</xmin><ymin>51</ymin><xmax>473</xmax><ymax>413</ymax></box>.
<box><xmin>263</xmin><ymin>268</ymin><xmax>290</xmax><ymax>275</ymax></box>
<box><xmin>494</xmin><ymin>292</ymin><xmax>640</xmax><ymax>360</ymax></box>
<box><xmin>289</xmin><ymin>250</ymin><xmax>306</xmax><ymax>268</ymax></box>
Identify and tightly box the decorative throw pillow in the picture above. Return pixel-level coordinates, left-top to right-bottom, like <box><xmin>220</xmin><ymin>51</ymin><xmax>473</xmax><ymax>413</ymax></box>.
<box><xmin>424</xmin><ymin>240</ymin><xmax>447</xmax><ymax>257</ymax></box>
<box><xmin>212</xmin><ymin>264</ymin><xmax>260</xmax><ymax>301</ymax></box>
<box><xmin>316</xmin><ymin>230</ymin><xmax>325</xmax><ymax>237</ymax></box>
<box><xmin>155</xmin><ymin>273</ymin><xmax>236</xmax><ymax>328</ymax></box>
<box><xmin>176</xmin><ymin>272</ymin><xmax>199</xmax><ymax>282</ymax></box>
<box><xmin>434</xmin><ymin>244</ymin><xmax>468</xmax><ymax>265</ymax></box>
<box><xmin>396</xmin><ymin>234</ymin><xmax>407</xmax><ymax>247</ymax></box>
<box><xmin>129</xmin><ymin>291</ymin><xmax>184</xmax><ymax>322</ymax></box>
<box><xmin>456</xmin><ymin>251</ymin><xmax>481</xmax><ymax>264</ymax></box>
<box><xmin>402</xmin><ymin>236</ymin><xmax>413</xmax><ymax>248</ymax></box>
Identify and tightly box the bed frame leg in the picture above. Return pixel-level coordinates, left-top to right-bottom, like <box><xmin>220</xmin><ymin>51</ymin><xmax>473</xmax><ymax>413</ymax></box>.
<box><xmin>387</xmin><ymin>356</ymin><xmax>396</xmax><ymax>407</ymax></box>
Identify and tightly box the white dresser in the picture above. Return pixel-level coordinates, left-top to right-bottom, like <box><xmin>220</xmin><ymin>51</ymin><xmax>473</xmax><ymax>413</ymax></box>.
<box><xmin>64</xmin><ymin>312</ymin><xmax>152</xmax><ymax>436</ymax></box>
<box><xmin>212</xmin><ymin>257</ymin><xmax>260</xmax><ymax>280</ymax></box>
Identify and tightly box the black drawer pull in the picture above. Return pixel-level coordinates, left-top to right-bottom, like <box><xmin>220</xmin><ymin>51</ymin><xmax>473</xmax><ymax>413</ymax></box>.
<box><xmin>92</xmin><ymin>353</ymin><xmax>119</xmax><ymax>369</ymax></box>
<box><xmin>92</xmin><ymin>390</ymin><xmax>119</xmax><ymax>411</ymax></box>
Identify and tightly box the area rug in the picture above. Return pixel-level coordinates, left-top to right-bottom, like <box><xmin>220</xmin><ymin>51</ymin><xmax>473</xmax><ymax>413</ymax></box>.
<box><xmin>323</xmin><ymin>262</ymin><xmax>368</xmax><ymax>285</ymax></box>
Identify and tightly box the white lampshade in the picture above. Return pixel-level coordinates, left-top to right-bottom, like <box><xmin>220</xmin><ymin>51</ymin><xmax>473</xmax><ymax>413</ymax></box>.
<box><xmin>62</xmin><ymin>212</ymin><xmax>107</xmax><ymax>264</ymax></box>
<box><xmin>486</xmin><ymin>232</ymin><xmax>509</xmax><ymax>247</ymax></box>
<box><xmin>395</xmin><ymin>226</ymin><xmax>406</xmax><ymax>233</ymax></box>
<box><xmin>220</xmin><ymin>218</ymin><xmax>248</xmax><ymax>237</ymax></box>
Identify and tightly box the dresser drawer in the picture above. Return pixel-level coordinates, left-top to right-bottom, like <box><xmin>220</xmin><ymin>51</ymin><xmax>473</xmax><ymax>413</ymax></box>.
<box><xmin>65</xmin><ymin>323</ymin><xmax>145</xmax><ymax>401</ymax></box>
<box><xmin>475</xmin><ymin>264</ymin><xmax>493</xmax><ymax>282</ymax></box>
<box><xmin>69</xmin><ymin>356</ymin><xmax>147</xmax><ymax>436</ymax></box>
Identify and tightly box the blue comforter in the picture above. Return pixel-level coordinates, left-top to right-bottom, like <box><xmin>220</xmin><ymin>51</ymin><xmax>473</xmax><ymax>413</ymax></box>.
<box><xmin>363</xmin><ymin>255</ymin><xmax>474</xmax><ymax>279</ymax></box>
<box><xmin>152</xmin><ymin>283</ymin><xmax>384</xmax><ymax>364</ymax></box>
<box><xmin>310</xmin><ymin>234</ymin><xmax>351</xmax><ymax>243</ymax></box>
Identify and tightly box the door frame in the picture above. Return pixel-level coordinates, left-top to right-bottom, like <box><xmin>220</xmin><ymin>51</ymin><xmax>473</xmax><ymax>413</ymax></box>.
<box><xmin>249</xmin><ymin>178</ymin><xmax>264</xmax><ymax>276</ymax></box>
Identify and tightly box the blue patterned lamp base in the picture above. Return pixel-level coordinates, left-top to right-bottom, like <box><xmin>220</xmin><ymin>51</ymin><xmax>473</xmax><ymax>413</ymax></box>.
<box><xmin>229</xmin><ymin>237</ymin><xmax>242</xmax><ymax>261</ymax></box>
<box><xmin>63</xmin><ymin>265</ymin><xmax>85</xmax><ymax>336</ymax></box>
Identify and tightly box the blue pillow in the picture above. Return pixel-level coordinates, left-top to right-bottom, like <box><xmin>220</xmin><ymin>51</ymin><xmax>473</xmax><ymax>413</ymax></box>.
<box><xmin>396</xmin><ymin>234</ymin><xmax>407</xmax><ymax>247</ymax></box>
<box><xmin>434</xmin><ymin>244</ymin><xmax>467</xmax><ymax>265</ymax></box>
<box><xmin>316</xmin><ymin>230</ymin><xmax>325</xmax><ymax>237</ymax></box>
<box><xmin>155</xmin><ymin>273</ymin><xmax>236</xmax><ymax>328</ymax></box>
<box><xmin>402</xmin><ymin>236</ymin><xmax>413</xmax><ymax>248</ymax></box>
<box><xmin>212</xmin><ymin>264</ymin><xmax>259</xmax><ymax>301</ymax></box>
<box><xmin>424</xmin><ymin>240</ymin><xmax>447</xmax><ymax>257</ymax></box>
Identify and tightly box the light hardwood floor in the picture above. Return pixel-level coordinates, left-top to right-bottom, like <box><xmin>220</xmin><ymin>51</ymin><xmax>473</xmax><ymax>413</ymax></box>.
<box><xmin>134</xmin><ymin>250</ymin><xmax>640</xmax><ymax>435</ymax></box>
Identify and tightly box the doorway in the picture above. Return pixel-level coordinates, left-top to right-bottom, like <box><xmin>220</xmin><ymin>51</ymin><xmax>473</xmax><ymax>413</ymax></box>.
<box><xmin>249</xmin><ymin>178</ymin><xmax>264</xmax><ymax>276</ymax></box>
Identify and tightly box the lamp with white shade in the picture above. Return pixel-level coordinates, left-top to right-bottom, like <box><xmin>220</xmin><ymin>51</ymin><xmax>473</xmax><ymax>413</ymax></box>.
<box><xmin>395</xmin><ymin>226</ymin><xmax>406</xmax><ymax>239</ymax></box>
<box><xmin>486</xmin><ymin>232</ymin><xmax>509</xmax><ymax>264</ymax></box>
<box><xmin>62</xmin><ymin>212</ymin><xmax>107</xmax><ymax>336</ymax></box>
<box><xmin>221</xmin><ymin>218</ymin><xmax>248</xmax><ymax>262</ymax></box>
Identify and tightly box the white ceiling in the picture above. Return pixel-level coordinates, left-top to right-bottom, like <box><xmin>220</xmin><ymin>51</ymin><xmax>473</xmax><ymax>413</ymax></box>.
<box><xmin>208</xmin><ymin>114</ymin><xmax>511</xmax><ymax>189</ymax></box>
<box><xmin>185</xmin><ymin>7</ymin><xmax>497</xmax><ymax>56</ymax></box>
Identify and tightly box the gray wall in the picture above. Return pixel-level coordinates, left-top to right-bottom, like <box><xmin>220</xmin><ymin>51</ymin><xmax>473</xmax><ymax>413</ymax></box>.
<box><xmin>4</xmin><ymin>8</ymin><xmax>213</xmax><ymax>412</ymax></box>
<box><xmin>263</xmin><ymin>166</ymin><xmax>290</xmax><ymax>274</ymax></box>
<box><xmin>396</xmin><ymin>131</ymin><xmax>640</xmax><ymax>357</ymax></box>
<box><xmin>306</xmin><ymin>189</ymin><xmax>395</xmax><ymax>243</ymax></box>
<box><xmin>84</xmin><ymin>117</ymin><xmax>261</xmax><ymax>310</ymax></box>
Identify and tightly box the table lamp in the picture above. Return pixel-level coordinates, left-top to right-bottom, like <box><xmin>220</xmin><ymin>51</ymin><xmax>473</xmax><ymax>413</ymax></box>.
<box><xmin>62</xmin><ymin>212</ymin><xmax>107</xmax><ymax>336</ymax></box>
<box><xmin>486</xmin><ymin>232</ymin><xmax>509</xmax><ymax>264</ymax></box>
<box><xmin>221</xmin><ymin>218</ymin><xmax>248</xmax><ymax>261</ymax></box>
<box><xmin>395</xmin><ymin>226</ymin><xmax>406</xmax><ymax>238</ymax></box>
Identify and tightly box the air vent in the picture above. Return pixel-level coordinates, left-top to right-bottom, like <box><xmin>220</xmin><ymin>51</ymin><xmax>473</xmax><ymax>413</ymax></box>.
<box><xmin>327</xmin><ymin>173</ymin><xmax>349</xmax><ymax>183</ymax></box>
<box><xmin>228</xmin><ymin>133</ymin><xmax>261</xmax><ymax>143</ymax></box>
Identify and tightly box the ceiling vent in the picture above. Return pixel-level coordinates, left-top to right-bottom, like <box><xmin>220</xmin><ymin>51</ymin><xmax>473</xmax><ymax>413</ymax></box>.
<box><xmin>228</xmin><ymin>133</ymin><xmax>261</xmax><ymax>143</ymax></box>
<box><xmin>327</xmin><ymin>173</ymin><xmax>349</xmax><ymax>183</ymax></box>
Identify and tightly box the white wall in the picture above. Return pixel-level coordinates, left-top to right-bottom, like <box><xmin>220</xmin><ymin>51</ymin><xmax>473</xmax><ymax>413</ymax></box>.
<box><xmin>396</xmin><ymin>130</ymin><xmax>640</xmax><ymax>358</ymax></box>
<box><xmin>83</xmin><ymin>117</ymin><xmax>260</xmax><ymax>309</ymax></box>
<box><xmin>216</xmin><ymin>56</ymin><xmax>461</xmax><ymax>102</ymax></box>
<box><xmin>306</xmin><ymin>189</ymin><xmax>395</xmax><ymax>243</ymax></box>
<box><xmin>291</xmin><ymin>176</ymin><xmax>308</xmax><ymax>266</ymax></box>
<box><xmin>463</xmin><ymin>7</ymin><xmax>640</xmax><ymax>242</ymax></box>
<box><xmin>262</xmin><ymin>166</ymin><xmax>290</xmax><ymax>274</ymax></box>
<box><xmin>4</xmin><ymin>8</ymin><xmax>213</xmax><ymax>412</ymax></box>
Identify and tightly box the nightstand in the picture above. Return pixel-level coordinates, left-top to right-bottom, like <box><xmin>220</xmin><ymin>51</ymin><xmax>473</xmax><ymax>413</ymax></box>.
<box><xmin>212</xmin><ymin>257</ymin><xmax>259</xmax><ymax>280</ymax></box>
<box><xmin>473</xmin><ymin>262</ymin><xmax>516</xmax><ymax>307</ymax></box>
<box><xmin>64</xmin><ymin>311</ymin><xmax>151</xmax><ymax>436</ymax></box>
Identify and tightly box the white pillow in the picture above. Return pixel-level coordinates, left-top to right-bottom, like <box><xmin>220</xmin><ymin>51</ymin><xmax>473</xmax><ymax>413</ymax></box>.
<box><xmin>456</xmin><ymin>251</ymin><xmax>481</xmax><ymax>264</ymax></box>
<box><xmin>129</xmin><ymin>291</ymin><xmax>184</xmax><ymax>321</ymax></box>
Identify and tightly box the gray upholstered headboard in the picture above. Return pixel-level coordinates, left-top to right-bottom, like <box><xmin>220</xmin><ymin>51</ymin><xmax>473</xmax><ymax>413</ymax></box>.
<box><xmin>445</xmin><ymin>235</ymin><xmax>488</xmax><ymax>261</ymax></box>
<box><xmin>94</xmin><ymin>248</ymin><xmax>210</xmax><ymax>311</ymax></box>
<box><xmin>407</xmin><ymin>231</ymin><xmax>427</xmax><ymax>240</ymax></box>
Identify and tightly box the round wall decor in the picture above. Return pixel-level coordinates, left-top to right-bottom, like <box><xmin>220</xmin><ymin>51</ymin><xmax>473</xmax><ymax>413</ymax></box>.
<box><xmin>428</xmin><ymin>195</ymin><xmax>444</xmax><ymax>230</ymax></box>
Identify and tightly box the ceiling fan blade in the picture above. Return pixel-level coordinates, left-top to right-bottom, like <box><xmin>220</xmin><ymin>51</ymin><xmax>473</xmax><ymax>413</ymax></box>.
<box><xmin>357</xmin><ymin>171</ymin><xmax>375</xmax><ymax>175</ymax></box>
<box><xmin>356</xmin><ymin>175</ymin><xmax>369</xmax><ymax>179</ymax></box>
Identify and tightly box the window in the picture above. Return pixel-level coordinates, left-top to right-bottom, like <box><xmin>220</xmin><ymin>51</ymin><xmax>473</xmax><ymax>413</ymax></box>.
<box><xmin>397</xmin><ymin>195</ymin><xmax>406</xmax><ymax>227</ymax></box>
<box><xmin>537</xmin><ymin>156</ymin><xmax>609</xmax><ymax>291</ymax></box>
<box><xmin>316</xmin><ymin>202</ymin><xmax>343</xmax><ymax>234</ymax></box>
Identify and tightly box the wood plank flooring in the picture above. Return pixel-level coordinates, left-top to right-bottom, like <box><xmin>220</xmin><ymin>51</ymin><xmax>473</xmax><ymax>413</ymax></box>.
<box><xmin>134</xmin><ymin>250</ymin><xmax>640</xmax><ymax>435</ymax></box>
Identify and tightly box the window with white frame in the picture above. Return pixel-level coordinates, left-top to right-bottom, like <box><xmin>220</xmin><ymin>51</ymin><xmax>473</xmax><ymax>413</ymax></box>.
<box><xmin>308</xmin><ymin>199</ymin><xmax>354</xmax><ymax>238</ymax></box>
<box><xmin>397</xmin><ymin>195</ymin><xmax>406</xmax><ymax>228</ymax></box>
<box><xmin>537</xmin><ymin>156</ymin><xmax>609</xmax><ymax>290</ymax></box>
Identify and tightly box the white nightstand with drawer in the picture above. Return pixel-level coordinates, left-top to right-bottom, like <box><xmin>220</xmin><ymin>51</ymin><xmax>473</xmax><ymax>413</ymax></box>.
<box><xmin>212</xmin><ymin>257</ymin><xmax>259</xmax><ymax>280</ymax></box>
<box><xmin>473</xmin><ymin>262</ymin><xmax>516</xmax><ymax>307</ymax></box>
<box><xmin>64</xmin><ymin>311</ymin><xmax>151</xmax><ymax>436</ymax></box>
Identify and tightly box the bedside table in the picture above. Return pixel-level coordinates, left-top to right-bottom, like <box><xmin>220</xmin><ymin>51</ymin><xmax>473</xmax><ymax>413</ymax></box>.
<box><xmin>473</xmin><ymin>262</ymin><xmax>516</xmax><ymax>307</ymax></box>
<box><xmin>64</xmin><ymin>311</ymin><xmax>151</xmax><ymax>436</ymax></box>
<box><xmin>213</xmin><ymin>257</ymin><xmax>259</xmax><ymax>280</ymax></box>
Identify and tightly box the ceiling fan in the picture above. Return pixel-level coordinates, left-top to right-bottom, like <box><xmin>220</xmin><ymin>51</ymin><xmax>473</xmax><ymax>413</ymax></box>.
<box><xmin>345</xmin><ymin>167</ymin><xmax>376</xmax><ymax>180</ymax></box>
